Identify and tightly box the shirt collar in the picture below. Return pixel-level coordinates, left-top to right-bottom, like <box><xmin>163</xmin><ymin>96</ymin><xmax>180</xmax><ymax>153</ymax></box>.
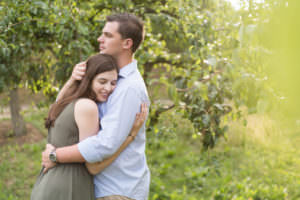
<box><xmin>118</xmin><ymin>60</ymin><xmax>137</xmax><ymax>78</ymax></box>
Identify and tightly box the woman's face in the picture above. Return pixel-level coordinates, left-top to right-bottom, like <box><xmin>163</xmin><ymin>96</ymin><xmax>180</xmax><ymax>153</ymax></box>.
<box><xmin>91</xmin><ymin>70</ymin><xmax>118</xmax><ymax>102</ymax></box>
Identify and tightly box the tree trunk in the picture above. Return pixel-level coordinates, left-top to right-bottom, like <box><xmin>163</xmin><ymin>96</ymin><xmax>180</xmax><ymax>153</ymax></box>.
<box><xmin>9</xmin><ymin>88</ymin><xmax>27</xmax><ymax>136</ymax></box>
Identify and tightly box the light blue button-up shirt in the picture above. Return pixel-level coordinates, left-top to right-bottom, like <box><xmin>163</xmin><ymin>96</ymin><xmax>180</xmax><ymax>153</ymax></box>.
<box><xmin>78</xmin><ymin>60</ymin><xmax>150</xmax><ymax>200</ymax></box>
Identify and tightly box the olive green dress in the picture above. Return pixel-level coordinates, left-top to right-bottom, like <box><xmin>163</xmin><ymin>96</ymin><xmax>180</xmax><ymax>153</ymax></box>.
<box><xmin>31</xmin><ymin>102</ymin><xmax>95</xmax><ymax>200</ymax></box>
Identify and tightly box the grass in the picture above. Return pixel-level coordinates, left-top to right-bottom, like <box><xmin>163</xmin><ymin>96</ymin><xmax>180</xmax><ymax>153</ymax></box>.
<box><xmin>148</xmin><ymin>111</ymin><xmax>300</xmax><ymax>199</ymax></box>
<box><xmin>0</xmin><ymin>142</ymin><xmax>45</xmax><ymax>200</ymax></box>
<box><xmin>1</xmin><ymin>107</ymin><xmax>300</xmax><ymax>199</ymax></box>
<box><xmin>0</xmin><ymin>106</ymin><xmax>47</xmax><ymax>200</ymax></box>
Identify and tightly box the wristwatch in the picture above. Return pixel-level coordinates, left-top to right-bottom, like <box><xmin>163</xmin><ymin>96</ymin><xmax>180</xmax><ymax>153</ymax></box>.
<box><xmin>49</xmin><ymin>149</ymin><xmax>57</xmax><ymax>163</ymax></box>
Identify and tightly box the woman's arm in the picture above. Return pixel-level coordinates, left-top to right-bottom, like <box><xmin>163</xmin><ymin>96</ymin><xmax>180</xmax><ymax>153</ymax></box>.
<box><xmin>56</xmin><ymin>79</ymin><xmax>75</xmax><ymax>102</ymax></box>
<box><xmin>85</xmin><ymin>103</ymin><xmax>148</xmax><ymax>175</ymax></box>
<box><xmin>74</xmin><ymin>98</ymin><xmax>99</xmax><ymax>141</ymax></box>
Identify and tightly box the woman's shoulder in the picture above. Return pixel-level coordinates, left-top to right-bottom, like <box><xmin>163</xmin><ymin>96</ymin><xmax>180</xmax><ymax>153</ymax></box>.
<box><xmin>74</xmin><ymin>98</ymin><xmax>98</xmax><ymax>115</ymax></box>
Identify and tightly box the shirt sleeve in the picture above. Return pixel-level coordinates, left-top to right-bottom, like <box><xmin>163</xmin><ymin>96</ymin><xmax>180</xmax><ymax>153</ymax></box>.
<box><xmin>78</xmin><ymin>86</ymin><xmax>142</xmax><ymax>163</ymax></box>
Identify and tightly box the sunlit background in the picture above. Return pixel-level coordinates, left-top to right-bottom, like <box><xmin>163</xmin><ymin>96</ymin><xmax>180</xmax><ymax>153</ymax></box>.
<box><xmin>227</xmin><ymin>0</ymin><xmax>265</xmax><ymax>9</ymax></box>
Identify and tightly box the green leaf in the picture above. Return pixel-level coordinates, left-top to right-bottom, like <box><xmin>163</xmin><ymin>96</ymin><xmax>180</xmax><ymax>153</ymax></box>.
<box><xmin>33</xmin><ymin>1</ymin><xmax>48</xmax><ymax>10</ymax></box>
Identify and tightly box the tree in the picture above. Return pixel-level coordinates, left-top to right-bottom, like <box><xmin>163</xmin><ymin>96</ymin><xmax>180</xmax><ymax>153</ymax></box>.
<box><xmin>131</xmin><ymin>0</ymin><xmax>239</xmax><ymax>148</ymax></box>
<box><xmin>0</xmin><ymin>0</ymin><xmax>94</xmax><ymax>136</ymax></box>
<box><xmin>0</xmin><ymin>0</ymin><xmax>49</xmax><ymax>136</ymax></box>
<box><xmin>1</xmin><ymin>0</ymin><xmax>248</xmax><ymax>149</ymax></box>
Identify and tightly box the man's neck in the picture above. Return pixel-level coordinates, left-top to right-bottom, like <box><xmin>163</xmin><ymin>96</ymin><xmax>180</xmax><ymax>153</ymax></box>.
<box><xmin>116</xmin><ymin>53</ymin><xmax>134</xmax><ymax>69</ymax></box>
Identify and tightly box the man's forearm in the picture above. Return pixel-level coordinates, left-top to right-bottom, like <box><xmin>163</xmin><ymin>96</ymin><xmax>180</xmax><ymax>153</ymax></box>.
<box><xmin>56</xmin><ymin>79</ymin><xmax>74</xmax><ymax>102</ymax></box>
<box><xmin>56</xmin><ymin>144</ymin><xmax>86</xmax><ymax>163</ymax></box>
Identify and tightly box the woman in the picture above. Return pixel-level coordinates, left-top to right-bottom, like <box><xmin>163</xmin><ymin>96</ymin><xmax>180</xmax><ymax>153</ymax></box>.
<box><xmin>31</xmin><ymin>54</ymin><xmax>147</xmax><ymax>200</ymax></box>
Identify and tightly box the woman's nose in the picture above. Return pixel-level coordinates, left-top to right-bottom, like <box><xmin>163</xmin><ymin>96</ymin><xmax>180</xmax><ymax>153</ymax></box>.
<box><xmin>104</xmin><ymin>83</ymin><xmax>112</xmax><ymax>91</ymax></box>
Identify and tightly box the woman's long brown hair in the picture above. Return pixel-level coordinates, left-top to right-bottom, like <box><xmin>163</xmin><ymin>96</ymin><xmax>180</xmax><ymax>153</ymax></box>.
<box><xmin>45</xmin><ymin>54</ymin><xmax>119</xmax><ymax>128</ymax></box>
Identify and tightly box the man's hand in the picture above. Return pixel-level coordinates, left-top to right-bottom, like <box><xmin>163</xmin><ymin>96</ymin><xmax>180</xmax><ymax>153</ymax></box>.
<box><xmin>70</xmin><ymin>61</ymin><xmax>87</xmax><ymax>82</ymax></box>
<box><xmin>42</xmin><ymin>144</ymin><xmax>56</xmax><ymax>173</ymax></box>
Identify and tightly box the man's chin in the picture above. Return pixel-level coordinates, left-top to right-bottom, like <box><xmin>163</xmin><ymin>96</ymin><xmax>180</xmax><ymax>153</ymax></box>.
<box><xmin>99</xmin><ymin>49</ymin><xmax>107</xmax><ymax>54</ymax></box>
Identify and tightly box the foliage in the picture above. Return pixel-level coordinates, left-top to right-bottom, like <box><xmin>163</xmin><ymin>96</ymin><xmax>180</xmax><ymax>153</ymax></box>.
<box><xmin>228</xmin><ymin>0</ymin><xmax>274</xmax><ymax>114</ymax></box>
<box><xmin>0</xmin><ymin>0</ymin><xmax>242</xmax><ymax>146</ymax></box>
<box><xmin>0</xmin><ymin>0</ymin><xmax>52</xmax><ymax>92</ymax></box>
<box><xmin>134</xmin><ymin>0</ymin><xmax>240</xmax><ymax>149</ymax></box>
<box><xmin>0</xmin><ymin>0</ymin><xmax>292</xmax><ymax>144</ymax></box>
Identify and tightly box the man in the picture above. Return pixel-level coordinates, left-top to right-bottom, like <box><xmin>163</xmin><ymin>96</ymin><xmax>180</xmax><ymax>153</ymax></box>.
<box><xmin>42</xmin><ymin>13</ymin><xmax>150</xmax><ymax>200</ymax></box>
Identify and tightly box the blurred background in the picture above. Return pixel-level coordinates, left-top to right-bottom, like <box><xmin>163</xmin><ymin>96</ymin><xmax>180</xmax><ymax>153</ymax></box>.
<box><xmin>1</xmin><ymin>0</ymin><xmax>299</xmax><ymax>199</ymax></box>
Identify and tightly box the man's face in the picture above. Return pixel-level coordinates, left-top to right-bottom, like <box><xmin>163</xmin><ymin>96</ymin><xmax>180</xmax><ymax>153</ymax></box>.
<box><xmin>97</xmin><ymin>22</ymin><xmax>124</xmax><ymax>56</ymax></box>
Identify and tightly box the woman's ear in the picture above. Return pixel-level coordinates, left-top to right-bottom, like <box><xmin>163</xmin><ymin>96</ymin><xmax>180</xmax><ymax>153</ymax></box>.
<box><xmin>122</xmin><ymin>38</ymin><xmax>133</xmax><ymax>51</ymax></box>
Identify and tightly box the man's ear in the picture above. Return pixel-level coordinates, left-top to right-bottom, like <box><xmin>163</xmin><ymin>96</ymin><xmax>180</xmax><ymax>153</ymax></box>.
<box><xmin>123</xmin><ymin>38</ymin><xmax>133</xmax><ymax>51</ymax></box>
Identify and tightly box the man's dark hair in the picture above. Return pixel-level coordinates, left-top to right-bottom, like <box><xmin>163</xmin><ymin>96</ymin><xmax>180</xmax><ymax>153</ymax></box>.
<box><xmin>107</xmin><ymin>13</ymin><xmax>144</xmax><ymax>53</ymax></box>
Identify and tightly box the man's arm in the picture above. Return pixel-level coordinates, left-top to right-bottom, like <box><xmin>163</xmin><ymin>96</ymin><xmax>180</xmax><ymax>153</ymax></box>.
<box><xmin>43</xmin><ymin>102</ymin><xmax>148</xmax><ymax>173</ymax></box>
<box><xmin>85</xmin><ymin>103</ymin><xmax>148</xmax><ymax>175</ymax></box>
<box><xmin>78</xmin><ymin>86</ymin><xmax>143</xmax><ymax>163</ymax></box>
<box><xmin>42</xmin><ymin>86</ymin><xmax>144</xmax><ymax>166</ymax></box>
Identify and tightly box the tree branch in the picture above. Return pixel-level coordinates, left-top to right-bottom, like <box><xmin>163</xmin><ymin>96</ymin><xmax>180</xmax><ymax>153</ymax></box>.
<box><xmin>148</xmin><ymin>103</ymin><xmax>175</xmax><ymax>127</ymax></box>
<box><xmin>176</xmin><ymin>70</ymin><xmax>223</xmax><ymax>92</ymax></box>
<box><xmin>0</xmin><ymin>19</ymin><xmax>36</xmax><ymax>33</ymax></box>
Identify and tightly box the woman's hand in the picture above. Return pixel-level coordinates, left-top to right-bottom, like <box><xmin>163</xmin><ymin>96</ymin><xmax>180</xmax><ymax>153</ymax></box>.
<box><xmin>70</xmin><ymin>61</ymin><xmax>87</xmax><ymax>82</ymax></box>
<box><xmin>130</xmin><ymin>103</ymin><xmax>148</xmax><ymax>138</ymax></box>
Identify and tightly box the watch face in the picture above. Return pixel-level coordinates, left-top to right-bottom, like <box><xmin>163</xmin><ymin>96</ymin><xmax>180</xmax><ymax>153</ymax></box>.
<box><xmin>49</xmin><ymin>152</ymin><xmax>56</xmax><ymax>162</ymax></box>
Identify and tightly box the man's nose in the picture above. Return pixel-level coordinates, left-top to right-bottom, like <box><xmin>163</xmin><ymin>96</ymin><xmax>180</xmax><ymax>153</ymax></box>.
<box><xmin>97</xmin><ymin>35</ymin><xmax>104</xmax><ymax>43</ymax></box>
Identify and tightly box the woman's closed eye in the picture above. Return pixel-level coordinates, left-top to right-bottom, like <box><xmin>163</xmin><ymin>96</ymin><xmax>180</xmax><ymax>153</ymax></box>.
<box><xmin>98</xmin><ymin>80</ymin><xmax>117</xmax><ymax>86</ymax></box>
<box><xmin>99</xmin><ymin>80</ymin><xmax>107</xmax><ymax>85</ymax></box>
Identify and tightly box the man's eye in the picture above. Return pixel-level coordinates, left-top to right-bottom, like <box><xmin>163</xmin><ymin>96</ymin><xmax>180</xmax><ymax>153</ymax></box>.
<box><xmin>104</xmin><ymin>33</ymin><xmax>112</xmax><ymax>37</ymax></box>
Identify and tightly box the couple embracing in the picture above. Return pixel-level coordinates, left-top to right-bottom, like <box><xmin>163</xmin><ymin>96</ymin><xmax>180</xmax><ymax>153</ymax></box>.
<box><xmin>31</xmin><ymin>13</ymin><xmax>150</xmax><ymax>200</ymax></box>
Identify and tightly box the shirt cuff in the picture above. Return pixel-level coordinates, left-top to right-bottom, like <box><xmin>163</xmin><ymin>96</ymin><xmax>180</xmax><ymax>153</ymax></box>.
<box><xmin>78</xmin><ymin>137</ymin><xmax>102</xmax><ymax>163</ymax></box>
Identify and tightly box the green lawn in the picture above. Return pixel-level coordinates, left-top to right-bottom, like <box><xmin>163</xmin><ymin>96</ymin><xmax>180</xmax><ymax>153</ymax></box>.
<box><xmin>1</xmin><ymin>108</ymin><xmax>300</xmax><ymax>200</ymax></box>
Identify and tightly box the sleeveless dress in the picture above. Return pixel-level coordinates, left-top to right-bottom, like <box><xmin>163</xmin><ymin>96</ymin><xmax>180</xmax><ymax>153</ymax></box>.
<box><xmin>31</xmin><ymin>101</ymin><xmax>95</xmax><ymax>200</ymax></box>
